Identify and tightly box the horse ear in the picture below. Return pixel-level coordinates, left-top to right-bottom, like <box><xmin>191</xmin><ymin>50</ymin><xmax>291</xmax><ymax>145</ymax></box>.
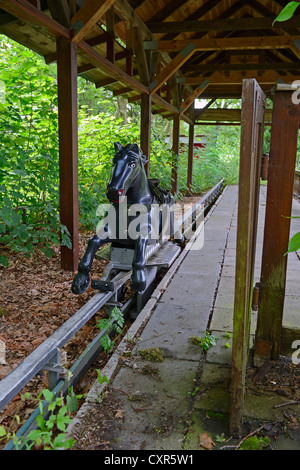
<box><xmin>114</xmin><ymin>142</ymin><xmax>123</xmax><ymax>152</ymax></box>
<box><xmin>130</xmin><ymin>143</ymin><xmax>140</xmax><ymax>156</ymax></box>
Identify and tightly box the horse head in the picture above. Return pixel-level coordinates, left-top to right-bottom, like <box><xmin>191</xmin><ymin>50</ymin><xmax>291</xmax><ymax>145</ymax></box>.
<box><xmin>107</xmin><ymin>142</ymin><xmax>148</xmax><ymax>203</ymax></box>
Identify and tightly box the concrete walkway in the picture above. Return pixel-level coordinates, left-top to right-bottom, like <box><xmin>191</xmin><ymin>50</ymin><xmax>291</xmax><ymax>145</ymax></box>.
<box><xmin>68</xmin><ymin>185</ymin><xmax>300</xmax><ymax>451</ymax></box>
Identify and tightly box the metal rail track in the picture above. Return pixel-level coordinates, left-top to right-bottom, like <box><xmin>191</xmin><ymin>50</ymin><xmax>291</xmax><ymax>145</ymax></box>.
<box><xmin>1</xmin><ymin>179</ymin><xmax>224</xmax><ymax>449</ymax></box>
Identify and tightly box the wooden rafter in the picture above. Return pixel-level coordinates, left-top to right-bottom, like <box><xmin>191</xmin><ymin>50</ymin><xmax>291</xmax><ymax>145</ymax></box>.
<box><xmin>185</xmin><ymin>70</ymin><xmax>298</xmax><ymax>85</ymax></box>
<box><xmin>144</xmin><ymin>35</ymin><xmax>300</xmax><ymax>53</ymax></box>
<box><xmin>179</xmin><ymin>79</ymin><xmax>209</xmax><ymax>115</ymax></box>
<box><xmin>149</xmin><ymin>42</ymin><xmax>196</xmax><ymax>95</ymax></box>
<box><xmin>182</xmin><ymin>61</ymin><xmax>300</xmax><ymax>73</ymax></box>
<box><xmin>146</xmin><ymin>16</ymin><xmax>300</xmax><ymax>34</ymax></box>
<box><xmin>70</xmin><ymin>0</ymin><xmax>116</xmax><ymax>44</ymax></box>
<box><xmin>0</xmin><ymin>0</ymin><xmax>70</xmax><ymax>38</ymax></box>
<box><xmin>47</xmin><ymin>0</ymin><xmax>70</xmax><ymax>27</ymax></box>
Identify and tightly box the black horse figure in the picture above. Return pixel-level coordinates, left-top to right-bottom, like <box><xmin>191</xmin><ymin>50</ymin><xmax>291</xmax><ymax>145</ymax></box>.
<box><xmin>72</xmin><ymin>142</ymin><xmax>176</xmax><ymax>295</ymax></box>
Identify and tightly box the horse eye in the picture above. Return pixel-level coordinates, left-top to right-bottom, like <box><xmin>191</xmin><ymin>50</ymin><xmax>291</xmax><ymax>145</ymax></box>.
<box><xmin>130</xmin><ymin>163</ymin><xmax>136</xmax><ymax>168</ymax></box>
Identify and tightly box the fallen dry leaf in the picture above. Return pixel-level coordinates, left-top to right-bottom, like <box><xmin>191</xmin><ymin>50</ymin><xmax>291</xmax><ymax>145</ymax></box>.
<box><xmin>115</xmin><ymin>408</ymin><xmax>124</xmax><ymax>419</ymax></box>
<box><xmin>199</xmin><ymin>432</ymin><xmax>215</xmax><ymax>450</ymax></box>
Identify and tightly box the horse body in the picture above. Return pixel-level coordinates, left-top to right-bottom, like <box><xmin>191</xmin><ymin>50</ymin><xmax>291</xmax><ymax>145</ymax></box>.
<box><xmin>72</xmin><ymin>142</ymin><xmax>175</xmax><ymax>295</ymax></box>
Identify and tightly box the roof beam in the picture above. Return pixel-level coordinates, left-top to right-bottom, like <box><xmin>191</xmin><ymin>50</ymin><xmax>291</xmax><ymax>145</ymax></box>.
<box><xmin>194</xmin><ymin>108</ymin><xmax>273</xmax><ymax>122</ymax></box>
<box><xmin>77</xmin><ymin>39</ymin><xmax>148</xmax><ymax>94</ymax></box>
<box><xmin>0</xmin><ymin>0</ymin><xmax>70</xmax><ymax>38</ymax></box>
<box><xmin>146</xmin><ymin>16</ymin><xmax>300</xmax><ymax>34</ymax></box>
<box><xmin>144</xmin><ymin>35</ymin><xmax>300</xmax><ymax>53</ymax></box>
<box><xmin>182</xmin><ymin>62</ymin><xmax>300</xmax><ymax>73</ymax></box>
<box><xmin>70</xmin><ymin>0</ymin><xmax>116</xmax><ymax>43</ymax></box>
<box><xmin>179</xmin><ymin>79</ymin><xmax>209</xmax><ymax>115</ymax></box>
<box><xmin>185</xmin><ymin>70</ymin><xmax>298</xmax><ymax>85</ymax></box>
<box><xmin>149</xmin><ymin>42</ymin><xmax>196</xmax><ymax>95</ymax></box>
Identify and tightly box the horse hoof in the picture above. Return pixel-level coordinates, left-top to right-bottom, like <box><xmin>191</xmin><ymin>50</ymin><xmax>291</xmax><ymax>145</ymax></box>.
<box><xmin>71</xmin><ymin>272</ymin><xmax>89</xmax><ymax>295</ymax></box>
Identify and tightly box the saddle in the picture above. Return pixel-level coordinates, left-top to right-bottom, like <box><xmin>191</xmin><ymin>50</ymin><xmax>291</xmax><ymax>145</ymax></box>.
<box><xmin>148</xmin><ymin>178</ymin><xmax>172</xmax><ymax>205</ymax></box>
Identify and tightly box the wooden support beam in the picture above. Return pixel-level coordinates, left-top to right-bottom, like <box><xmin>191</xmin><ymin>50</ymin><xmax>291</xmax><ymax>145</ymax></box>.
<box><xmin>0</xmin><ymin>0</ymin><xmax>71</xmax><ymax>39</ymax></box>
<box><xmin>56</xmin><ymin>37</ymin><xmax>79</xmax><ymax>272</ymax></box>
<box><xmin>47</xmin><ymin>0</ymin><xmax>70</xmax><ymax>27</ymax></box>
<box><xmin>182</xmin><ymin>62</ymin><xmax>300</xmax><ymax>73</ymax></box>
<box><xmin>149</xmin><ymin>42</ymin><xmax>196</xmax><ymax>95</ymax></box>
<box><xmin>131</xmin><ymin>26</ymin><xmax>150</xmax><ymax>85</ymax></box>
<box><xmin>140</xmin><ymin>93</ymin><xmax>151</xmax><ymax>177</ymax></box>
<box><xmin>106</xmin><ymin>6</ymin><xmax>115</xmax><ymax>64</ymax></box>
<box><xmin>180</xmin><ymin>79</ymin><xmax>209</xmax><ymax>115</ymax></box>
<box><xmin>187</xmin><ymin>122</ymin><xmax>194</xmax><ymax>191</ymax></box>
<box><xmin>144</xmin><ymin>35</ymin><xmax>300</xmax><ymax>53</ymax></box>
<box><xmin>255</xmin><ymin>90</ymin><xmax>300</xmax><ymax>361</ymax></box>
<box><xmin>171</xmin><ymin>114</ymin><xmax>180</xmax><ymax>195</ymax></box>
<box><xmin>230</xmin><ymin>79</ymin><xmax>266</xmax><ymax>438</ymax></box>
<box><xmin>185</xmin><ymin>71</ymin><xmax>298</xmax><ymax>85</ymax></box>
<box><xmin>146</xmin><ymin>16</ymin><xmax>300</xmax><ymax>33</ymax></box>
<box><xmin>76</xmin><ymin>39</ymin><xmax>149</xmax><ymax>95</ymax></box>
<box><xmin>194</xmin><ymin>108</ymin><xmax>273</xmax><ymax>122</ymax></box>
<box><xmin>70</xmin><ymin>0</ymin><xmax>116</xmax><ymax>43</ymax></box>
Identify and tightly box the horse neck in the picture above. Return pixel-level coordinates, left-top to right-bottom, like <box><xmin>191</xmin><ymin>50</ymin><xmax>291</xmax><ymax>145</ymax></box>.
<box><xmin>127</xmin><ymin>165</ymin><xmax>152</xmax><ymax>205</ymax></box>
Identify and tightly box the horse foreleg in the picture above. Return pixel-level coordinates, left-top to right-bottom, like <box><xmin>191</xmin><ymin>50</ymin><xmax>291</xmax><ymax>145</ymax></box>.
<box><xmin>72</xmin><ymin>234</ymin><xmax>105</xmax><ymax>294</ymax></box>
<box><xmin>131</xmin><ymin>237</ymin><xmax>147</xmax><ymax>293</ymax></box>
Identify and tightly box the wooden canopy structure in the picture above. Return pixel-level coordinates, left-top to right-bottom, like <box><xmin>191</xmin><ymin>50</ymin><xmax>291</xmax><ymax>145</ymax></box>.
<box><xmin>1</xmin><ymin>0</ymin><xmax>300</xmax><ymax>272</ymax></box>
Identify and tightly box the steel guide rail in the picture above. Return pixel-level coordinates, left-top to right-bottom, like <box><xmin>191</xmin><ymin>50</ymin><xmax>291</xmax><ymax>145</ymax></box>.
<box><xmin>0</xmin><ymin>179</ymin><xmax>224</xmax><ymax>426</ymax></box>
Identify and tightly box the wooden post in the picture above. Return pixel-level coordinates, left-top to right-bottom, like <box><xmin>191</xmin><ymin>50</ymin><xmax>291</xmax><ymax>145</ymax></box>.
<box><xmin>57</xmin><ymin>37</ymin><xmax>79</xmax><ymax>271</ymax></box>
<box><xmin>187</xmin><ymin>123</ymin><xmax>194</xmax><ymax>191</ymax></box>
<box><xmin>171</xmin><ymin>113</ymin><xmax>180</xmax><ymax>195</ymax></box>
<box><xmin>230</xmin><ymin>79</ymin><xmax>265</xmax><ymax>437</ymax></box>
<box><xmin>140</xmin><ymin>93</ymin><xmax>151</xmax><ymax>177</ymax></box>
<box><xmin>255</xmin><ymin>90</ymin><xmax>300</xmax><ymax>360</ymax></box>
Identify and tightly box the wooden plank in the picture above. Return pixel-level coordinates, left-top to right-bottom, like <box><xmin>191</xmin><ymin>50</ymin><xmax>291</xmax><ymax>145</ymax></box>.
<box><xmin>56</xmin><ymin>37</ymin><xmax>79</xmax><ymax>271</ymax></box>
<box><xmin>195</xmin><ymin>108</ymin><xmax>273</xmax><ymax>122</ymax></box>
<box><xmin>179</xmin><ymin>79</ymin><xmax>209</xmax><ymax>115</ymax></box>
<box><xmin>171</xmin><ymin>114</ymin><xmax>180</xmax><ymax>195</ymax></box>
<box><xmin>144</xmin><ymin>35</ymin><xmax>300</xmax><ymax>52</ymax></box>
<box><xmin>70</xmin><ymin>0</ymin><xmax>116</xmax><ymax>43</ymax></box>
<box><xmin>77</xmin><ymin>39</ymin><xmax>149</xmax><ymax>95</ymax></box>
<box><xmin>149</xmin><ymin>42</ymin><xmax>196</xmax><ymax>95</ymax></box>
<box><xmin>185</xmin><ymin>70</ymin><xmax>297</xmax><ymax>85</ymax></box>
<box><xmin>47</xmin><ymin>0</ymin><xmax>70</xmax><ymax>27</ymax></box>
<box><xmin>0</xmin><ymin>0</ymin><xmax>70</xmax><ymax>38</ymax></box>
<box><xmin>131</xmin><ymin>26</ymin><xmax>150</xmax><ymax>85</ymax></box>
<box><xmin>146</xmin><ymin>16</ymin><xmax>300</xmax><ymax>33</ymax></box>
<box><xmin>230</xmin><ymin>79</ymin><xmax>265</xmax><ymax>438</ymax></box>
<box><xmin>182</xmin><ymin>62</ymin><xmax>300</xmax><ymax>73</ymax></box>
<box><xmin>140</xmin><ymin>93</ymin><xmax>151</xmax><ymax>177</ymax></box>
<box><xmin>187</xmin><ymin>122</ymin><xmax>194</xmax><ymax>191</ymax></box>
<box><xmin>255</xmin><ymin>91</ymin><xmax>300</xmax><ymax>361</ymax></box>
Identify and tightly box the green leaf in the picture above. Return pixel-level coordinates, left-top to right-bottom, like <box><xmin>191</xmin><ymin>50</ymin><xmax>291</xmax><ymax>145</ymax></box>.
<box><xmin>42</xmin><ymin>389</ymin><xmax>53</xmax><ymax>402</ymax></box>
<box><xmin>286</xmin><ymin>231</ymin><xmax>300</xmax><ymax>254</ymax></box>
<box><xmin>273</xmin><ymin>2</ymin><xmax>300</xmax><ymax>24</ymax></box>
<box><xmin>66</xmin><ymin>394</ymin><xmax>79</xmax><ymax>413</ymax></box>
<box><xmin>0</xmin><ymin>255</ymin><xmax>9</xmax><ymax>267</ymax></box>
<box><xmin>0</xmin><ymin>425</ymin><xmax>7</xmax><ymax>437</ymax></box>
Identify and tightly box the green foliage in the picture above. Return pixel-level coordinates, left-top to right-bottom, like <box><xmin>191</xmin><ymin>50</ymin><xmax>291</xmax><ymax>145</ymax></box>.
<box><xmin>0</xmin><ymin>387</ymin><xmax>80</xmax><ymax>450</ymax></box>
<box><xmin>189</xmin><ymin>331</ymin><xmax>219</xmax><ymax>351</ymax></box>
<box><xmin>239</xmin><ymin>435</ymin><xmax>270</xmax><ymax>450</ymax></box>
<box><xmin>97</xmin><ymin>307</ymin><xmax>125</xmax><ymax>353</ymax></box>
<box><xmin>286</xmin><ymin>227</ymin><xmax>300</xmax><ymax>254</ymax></box>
